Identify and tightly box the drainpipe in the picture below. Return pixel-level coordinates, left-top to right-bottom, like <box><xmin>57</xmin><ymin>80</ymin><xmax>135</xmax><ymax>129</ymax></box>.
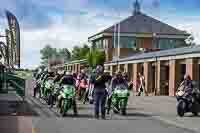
<box><xmin>155</xmin><ymin>56</ymin><xmax>158</xmax><ymax>96</ymax></box>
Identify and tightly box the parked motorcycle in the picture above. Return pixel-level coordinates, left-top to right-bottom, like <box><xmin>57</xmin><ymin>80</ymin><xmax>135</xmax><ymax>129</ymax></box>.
<box><xmin>111</xmin><ymin>85</ymin><xmax>130</xmax><ymax>115</ymax></box>
<box><xmin>176</xmin><ymin>84</ymin><xmax>200</xmax><ymax>117</ymax></box>
<box><xmin>57</xmin><ymin>85</ymin><xmax>77</xmax><ymax>117</ymax></box>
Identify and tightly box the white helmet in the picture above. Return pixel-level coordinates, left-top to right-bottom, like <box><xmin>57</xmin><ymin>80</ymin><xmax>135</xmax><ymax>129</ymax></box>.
<box><xmin>65</xmin><ymin>71</ymin><xmax>71</xmax><ymax>75</ymax></box>
<box><xmin>81</xmin><ymin>69</ymin><xmax>85</xmax><ymax>73</ymax></box>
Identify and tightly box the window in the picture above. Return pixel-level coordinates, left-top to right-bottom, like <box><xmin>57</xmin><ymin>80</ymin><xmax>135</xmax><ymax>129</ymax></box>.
<box><xmin>154</xmin><ymin>38</ymin><xmax>184</xmax><ymax>49</ymax></box>
<box><xmin>95</xmin><ymin>40</ymin><xmax>103</xmax><ymax>49</ymax></box>
<box><xmin>111</xmin><ymin>36</ymin><xmax>137</xmax><ymax>48</ymax></box>
<box><xmin>103</xmin><ymin>39</ymin><xmax>109</xmax><ymax>48</ymax></box>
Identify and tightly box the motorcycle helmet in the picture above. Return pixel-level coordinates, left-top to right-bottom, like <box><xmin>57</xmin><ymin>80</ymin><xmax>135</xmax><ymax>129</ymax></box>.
<box><xmin>184</xmin><ymin>74</ymin><xmax>191</xmax><ymax>80</ymax></box>
<box><xmin>81</xmin><ymin>69</ymin><xmax>85</xmax><ymax>74</ymax></box>
<box><xmin>65</xmin><ymin>71</ymin><xmax>71</xmax><ymax>76</ymax></box>
<box><xmin>115</xmin><ymin>71</ymin><xmax>122</xmax><ymax>78</ymax></box>
<box><xmin>123</xmin><ymin>72</ymin><xmax>128</xmax><ymax>79</ymax></box>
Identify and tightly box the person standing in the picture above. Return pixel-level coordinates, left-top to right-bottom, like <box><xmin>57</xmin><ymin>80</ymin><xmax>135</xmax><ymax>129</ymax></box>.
<box><xmin>91</xmin><ymin>65</ymin><xmax>109</xmax><ymax>119</ymax></box>
<box><xmin>138</xmin><ymin>73</ymin><xmax>145</xmax><ymax>96</ymax></box>
<box><xmin>0</xmin><ymin>55</ymin><xmax>5</xmax><ymax>91</ymax></box>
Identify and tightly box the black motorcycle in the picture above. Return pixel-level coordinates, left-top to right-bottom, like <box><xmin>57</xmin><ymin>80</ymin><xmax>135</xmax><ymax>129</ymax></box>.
<box><xmin>176</xmin><ymin>84</ymin><xmax>200</xmax><ymax>117</ymax></box>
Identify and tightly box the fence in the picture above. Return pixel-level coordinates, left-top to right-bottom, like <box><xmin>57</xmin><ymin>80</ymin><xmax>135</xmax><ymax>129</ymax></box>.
<box><xmin>4</xmin><ymin>73</ymin><xmax>26</xmax><ymax>99</ymax></box>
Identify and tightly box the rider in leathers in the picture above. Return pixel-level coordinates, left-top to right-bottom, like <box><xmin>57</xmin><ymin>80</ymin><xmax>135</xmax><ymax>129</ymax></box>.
<box><xmin>57</xmin><ymin>72</ymin><xmax>78</xmax><ymax>115</ymax></box>
<box><xmin>107</xmin><ymin>71</ymin><xmax>128</xmax><ymax>114</ymax></box>
<box><xmin>180</xmin><ymin>74</ymin><xmax>193</xmax><ymax>88</ymax></box>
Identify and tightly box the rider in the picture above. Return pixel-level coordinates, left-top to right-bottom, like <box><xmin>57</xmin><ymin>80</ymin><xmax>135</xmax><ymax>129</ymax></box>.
<box><xmin>107</xmin><ymin>71</ymin><xmax>128</xmax><ymax>114</ymax></box>
<box><xmin>111</xmin><ymin>71</ymin><xmax>128</xmax><ymax>90</ymax></box>
<box><xmin>180</xmin><ymin>74</ymin><xmax>193</xmax><ymax>88</ymax></box>
<box><xmin>91</xmin><ymin>65</ymin><xmax>109</xmax><ymax>119</ymax></box>
<box><xmin>79</xmin><ymin>69</ymin><xmax>88</xmax><ymax>80</ymax></box>
<box><xmin>57</xmin><ymin>71</ymin><xmax>78</xmax><ymax>115</ymax></box>
<box><xmin>53</xmin><ymin>71</ymin><xmax>63</xmax><ymax>84</ymax></box>
<box><xmin>77</xmin><ymin>69</ymin><xmax>88</xmax><ymax>100</ymax></box>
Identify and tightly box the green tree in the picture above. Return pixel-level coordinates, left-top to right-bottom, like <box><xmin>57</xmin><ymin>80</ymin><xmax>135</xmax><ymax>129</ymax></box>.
<box><xmin>58</xmin><ymin>48</ymin><xmax>71</xmax><ymax>63</ymax></box>
<box><xmin>40</xmin><ymin>45</ymin><xmax>71</xmax><ymax>65</ymax></box>
<box><xmin>86</xmin><ymin>50</ymin><xmax>106</xmax><ymax>68</ymax></box>
<box><xmin>40</xmin><ymin>45</ymin><xmax>57</xmax><ymax>65</ymax></box>
<box><xmin>71</xmin><ymin>44</ymin><xmax>90</xmax><ymax>60</ymax></box>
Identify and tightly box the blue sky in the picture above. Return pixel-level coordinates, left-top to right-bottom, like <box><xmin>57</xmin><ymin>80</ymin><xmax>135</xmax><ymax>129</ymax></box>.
<box><xmin>0</xmin><ymin>0</ymin><xmax>200</xmax><ymax>68</ymax></box>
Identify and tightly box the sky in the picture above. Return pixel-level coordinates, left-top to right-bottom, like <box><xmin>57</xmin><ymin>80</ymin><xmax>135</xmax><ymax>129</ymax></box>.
<box><xmin>0</xmin><ymin>0</ymin><xmax>200</xmax><ymax>69</ymax></box>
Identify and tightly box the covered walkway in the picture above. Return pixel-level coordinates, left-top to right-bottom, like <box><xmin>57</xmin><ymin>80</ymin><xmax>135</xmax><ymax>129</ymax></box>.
<box><xmin>105</xmin><ymin>45</ymin><xmax>200</xmax><ymax>96</ymax></box>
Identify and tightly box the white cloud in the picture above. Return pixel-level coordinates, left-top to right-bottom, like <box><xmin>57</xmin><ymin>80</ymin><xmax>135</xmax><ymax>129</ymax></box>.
<box><xmin>1</xmin><ymin>1</ymin><xmax>200</xmax><ymax>69</ymax></box>
<box><xmin>20</xmin><ymin>10</ymin><xmax>119</xmax><ymax>69</ymax></box>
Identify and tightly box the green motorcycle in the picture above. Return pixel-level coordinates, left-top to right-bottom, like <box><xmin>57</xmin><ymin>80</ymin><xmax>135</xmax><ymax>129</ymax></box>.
<box><xmin>43</xmin><ymin>78</ymin><xmax>54</xmax><ymax>106</ymax></box>
<box><xmin>57</xmin><ymin>85</ymin><xmax>77</xmax><ymax>117</ymax></box>
<box><xmin>111</xmin><ymin>85</ymin><xmax>130</xmax><ymax>115</ymax></box>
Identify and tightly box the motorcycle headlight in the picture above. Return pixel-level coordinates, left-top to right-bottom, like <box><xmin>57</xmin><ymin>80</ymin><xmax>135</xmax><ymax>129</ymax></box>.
<box><xmin>177</xmin><ymin>91</ymin><xmax>185</xmax><ymax>96</ymax></box>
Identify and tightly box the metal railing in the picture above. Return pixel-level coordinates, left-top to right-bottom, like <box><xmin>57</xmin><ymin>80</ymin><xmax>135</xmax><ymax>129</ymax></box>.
<box><xmin>4</xmin><ymin>73</ymin><xmax>25</xmax><ymax>99</ymax></box>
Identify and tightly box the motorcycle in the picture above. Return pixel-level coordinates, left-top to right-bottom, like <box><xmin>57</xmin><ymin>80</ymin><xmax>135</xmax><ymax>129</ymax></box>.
<box><xmin>110</xmin><ymin>84</ymin><xmax>130</xmax><ymax>115</ymax></box>
<box><xmin>57</xmin><ymin>85</ymin><xmax>77</xmax><ymax>117</ymax></box>
<box><xmin>43</xmin><ymin>78</ymin><xmax>55</xmax><ymax>106</ymax></box>
<box><xmin>176</xmin><ymin>84</ymin><xmax>200</xmax><ymax>117</ymax></box>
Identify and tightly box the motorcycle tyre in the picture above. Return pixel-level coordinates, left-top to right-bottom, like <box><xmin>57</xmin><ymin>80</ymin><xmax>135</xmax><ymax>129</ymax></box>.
<box><xmin>48</xmin><ymin>94</ymin><xmax>54</xmax><ymax>108</ymax></box>
<box><xmin>177</xmin><ymin>100</ymin><xmax>185</xmax><ymax>117</ymax></box>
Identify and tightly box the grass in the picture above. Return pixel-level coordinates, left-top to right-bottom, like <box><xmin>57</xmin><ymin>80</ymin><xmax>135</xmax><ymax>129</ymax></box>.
<box><xmin>14</xmin><ymin>71</ymin><xmax>32</xmax><ymax>79</ymax></box>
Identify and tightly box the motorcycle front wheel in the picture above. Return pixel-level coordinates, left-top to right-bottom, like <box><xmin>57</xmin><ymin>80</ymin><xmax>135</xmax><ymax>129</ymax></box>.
<box><xmin>120</xmin><ymin>100</ymin><xmax>127</xmax><ymax>116</ymax></box>
<box><xmin>177</xmin><ymin>100</ymin><xmax>186</xmax><ymax>117</ymax></box>
<box><xmin>48</xmin><ymin>94</ymin><xmax>54</xmax><ymax>108</ymax></box>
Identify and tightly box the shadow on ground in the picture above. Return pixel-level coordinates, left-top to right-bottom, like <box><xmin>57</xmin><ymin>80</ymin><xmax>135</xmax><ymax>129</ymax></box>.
<box><xmin>0</xmin><ymin>100</ymin><xmax>39</xmax><ymax>116</ymax></box>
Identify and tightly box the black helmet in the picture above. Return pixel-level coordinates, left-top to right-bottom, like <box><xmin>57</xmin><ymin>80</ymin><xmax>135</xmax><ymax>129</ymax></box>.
<box><xmin>123</xmin><ymin>72</ymin><xmax>128</xmax><ymax>78</ymax></box>
<box><xmin>115</xmin><ymin>71</ymin><xmax>122</xmax><ymax>77</ymax></box>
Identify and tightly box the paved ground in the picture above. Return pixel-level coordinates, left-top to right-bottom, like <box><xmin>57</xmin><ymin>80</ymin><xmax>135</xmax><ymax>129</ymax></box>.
<box><xmin>129</xmin><ymin>96</ymin><xmax>200</xmax><ymax>132</ymax></box>
<box><xmin>0</xmin><ymin>78</ymin><xmax>199</xmax><ymax>133</ymax></box>
<box><xmin>29</xmin><ymin>96</ymin><xmax>196</xmax><ymax>133</ymax></box>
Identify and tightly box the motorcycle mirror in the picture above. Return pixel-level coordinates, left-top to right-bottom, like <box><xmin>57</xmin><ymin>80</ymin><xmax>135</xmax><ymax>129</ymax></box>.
<box><xmin>192</xmin><ymin>81</ymin><xmax>197</xmax><ymax>86</ymax></box>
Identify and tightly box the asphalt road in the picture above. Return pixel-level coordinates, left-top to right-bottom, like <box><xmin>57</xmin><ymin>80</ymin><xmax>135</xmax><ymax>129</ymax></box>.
<box><xmin>22</xmin><ymin>78</ymin><xmax>196</xmax><ymax>133</ymax></box>
<box><xmin>28</xmin><ymin>96</ymin><xmax>196</xmax><ymax>133</ymax></box>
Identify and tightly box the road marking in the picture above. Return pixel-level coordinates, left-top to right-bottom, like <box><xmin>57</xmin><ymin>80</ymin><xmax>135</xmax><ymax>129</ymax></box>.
<box><xmin>32</xmin><ymin>128</ymin><xmax>37</xmax><ymax>133</ymax></box>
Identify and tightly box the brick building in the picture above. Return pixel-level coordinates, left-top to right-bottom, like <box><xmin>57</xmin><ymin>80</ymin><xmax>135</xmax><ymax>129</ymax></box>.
<box><xmin>88</xmin><ymin>1</ymin><xmax>194</xmax><ymax>96</ymax></box>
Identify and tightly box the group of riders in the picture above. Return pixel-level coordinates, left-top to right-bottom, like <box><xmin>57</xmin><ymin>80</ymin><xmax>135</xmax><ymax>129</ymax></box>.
<box><xmin>33</xmin><ymin>64</ymin><xmax>200</xmax><ymax>118</ymax></box>
<box><xmin>33</xmin><ymin>65</ymin><xmax>131</xmax><ymax>119</ymax></box>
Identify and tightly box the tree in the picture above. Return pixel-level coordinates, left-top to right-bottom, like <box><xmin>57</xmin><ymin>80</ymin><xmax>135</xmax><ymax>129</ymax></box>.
<box><xmin>86</xmin><ymin>50</ymin><xmax>106</xmax><ymax>68</ymax></box>
<box><xmin>71</xmin><ymin>44</ymin><xmax>90</xmax><ymax>60</ymax></box>
<box><xmin>40</xmin><ymin>45</ymin><xmax>57</xmax><ymax>65</ymax></box>
<box><xmin>185</xmin><ymin>35</ymin><xmax>196</xmax><ymax>46</ymax></box>
<box><xmin>71</xmin><ymin>46</ymin><xmax>81</xmax><ymax>60</ymax></box>
<box><xmin>40</xmin><ymin>45</ymin><xmax>71</xmax><ymax>65</ymax></box>
<box><xmin>58</xmin><ymin>48</ymin><xmax>71</xmax><ymax>63</ymax></box>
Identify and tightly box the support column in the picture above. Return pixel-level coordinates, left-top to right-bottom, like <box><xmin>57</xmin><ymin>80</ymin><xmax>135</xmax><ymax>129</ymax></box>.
<box><xmin>110</xmin><ymin>65</ymin><xmax>113</xmax><ymax>76</ymax></box>
<box><xmin>186</xmin><ymin>58</ymin><xmax>199</xmax><ymax>81</ymax></box>
<box><xmin>77</xmin><ymin>64</ymin><xmax>80</xmax><ymax>73</ymax></box>
<box><xmin>124</xmin><ymin>64</ymin><xmax>128</xmax><ymax>72</ymax></box>
<box><xmin>144</xmin><ymin>62</ymin><xmax>152</xmax><ymax>95</ymax></box>
<box><xmin>133</xmin><ymin>63</ymin><xmax>140</xmax><ymax>92</ymax></box>
<box><xmin>169</xmin><ymin>60</ymin><xmax>180</xmax><ymax>96</ymax></box>
<box><xmin>156</xmin><ymin>61</ymin><xmax>161</xmax><ymax>95</ymax></box>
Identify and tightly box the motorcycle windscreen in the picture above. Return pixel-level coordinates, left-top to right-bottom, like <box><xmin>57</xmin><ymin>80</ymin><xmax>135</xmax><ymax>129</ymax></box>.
<box><xmin>114</xmin><ymin>88</ymin><xmax>129</xmax><ymax>97</ymax></box>
<box><xmin>63</xmin><ymin>85</ymin><xmax>75</xmax><ymax>97</ymax></box>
